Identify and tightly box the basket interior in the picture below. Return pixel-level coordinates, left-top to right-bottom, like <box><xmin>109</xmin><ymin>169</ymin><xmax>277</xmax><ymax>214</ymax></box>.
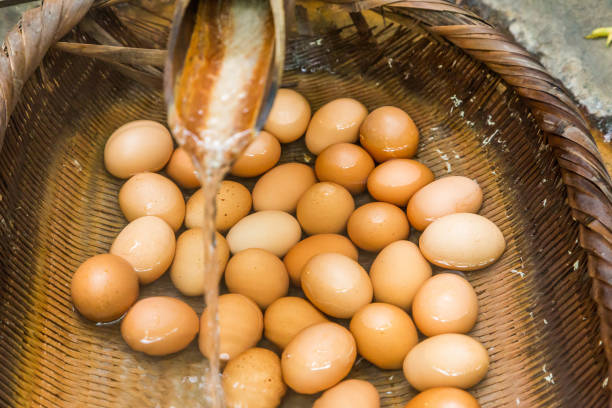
<box><xmin>0</xmin><ymin>4</ymin><xmax>608</xmax><ymax>408</ymax></box>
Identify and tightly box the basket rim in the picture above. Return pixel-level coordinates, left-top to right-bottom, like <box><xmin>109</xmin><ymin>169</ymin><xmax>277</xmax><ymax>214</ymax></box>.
<box><xmin>0</xmin><ymin>0</ymin><xmax>610</xmax><ymax>404</ymax></box>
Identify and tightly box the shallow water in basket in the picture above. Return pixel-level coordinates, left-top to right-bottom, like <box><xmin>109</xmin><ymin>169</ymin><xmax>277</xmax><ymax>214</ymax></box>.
<box><xmin>0</xmin><ymin>15</ymin><xmax>608</xmax><ymax>408</ymax></box>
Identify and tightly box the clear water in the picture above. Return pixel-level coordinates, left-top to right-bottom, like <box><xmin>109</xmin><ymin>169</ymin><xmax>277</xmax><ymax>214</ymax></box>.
<box><xmin>168</xmin><ymin>0</ymin><xmax>275</xmax><ymax>406</ymax></box>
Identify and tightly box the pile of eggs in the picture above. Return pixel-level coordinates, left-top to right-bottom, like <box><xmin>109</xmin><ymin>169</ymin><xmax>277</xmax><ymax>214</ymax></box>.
<box><xmin>71</xmin><ymin>89</ymin><xmax>506</xmax><ymax>407</ymax></box>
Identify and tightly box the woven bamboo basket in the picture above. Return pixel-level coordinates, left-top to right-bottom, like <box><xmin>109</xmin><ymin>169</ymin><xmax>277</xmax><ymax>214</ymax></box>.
<box><xmin>0</xmin><ymin>0</ymin><xmax>611</xmax><ymax>407</ymax></box>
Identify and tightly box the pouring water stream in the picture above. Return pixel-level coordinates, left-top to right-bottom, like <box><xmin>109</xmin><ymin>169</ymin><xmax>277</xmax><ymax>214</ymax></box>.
<box><xmin>164</xmin><ymin>0</ymin><xmax>285</xmax><ymax>406</ymax></box>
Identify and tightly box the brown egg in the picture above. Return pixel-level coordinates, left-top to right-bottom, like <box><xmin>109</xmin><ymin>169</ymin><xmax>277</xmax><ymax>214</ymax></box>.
<box><xmin>403</xmin><ymin>334</ymin><xmax>489</xmax><ymax>391</ymax></box>
<box><xmin>405</xmin><ymin>388</ymin><xmax>480</xmax><ymax>408</ymax></box>
<box><xmin>264</xmin><ymin>88</ymin><xmax>311</xmax><ymax>143</ymax></box>
<box><xmin>301</xmin><ymin>253</ymin><xmax>373</xmax><ymax>318</ymax></box>
<box><xmin>118</xmin><ymin>172</ymin><xmax>185</xmax><ymax>231</ymax></box>
<box><xmin>367</xmin><ymin>159</ymin><xmax>433</xmax><ymax>206</ymax></box>
<box><xmin>215</xmin><ymin>181</ymin><xmax>252</xmax><ymax>231</ymax></box>
<box><xmin>252</xmin><ymin>163</ymin><xmax>316</xmax><ymax>212</ymax></box>
<box><xmin>350</xmin><ymin>303</ymin><xmax>418</xmax><ymax>369</ymax></box>
<box><xmin>315</xmin><ymin>143</ymin><xmax>375</xmax><ymax>194</ymax></box>
<box><xmin>305</xmin><ymin>98</ymin><xmax>368</xmax><ymax>155</ymax></box>
<box><xmin>226</xmin><ymin>211</ymin><xmax>302</xmax><ymax>256</ymax></box>
<box><xmin>110</xmin><ymin>216</ymin><xmax>176</xmax><ymax>285</ymax></box>
<box><xmin>407</xmin><ymin>176</ymin><xmax>483</xmax><ymax>231</ymax></box>
<box><xmin>264</xmin><ymin>297</ymin><xmax>328</xmax><ymax>349</ymax></box>
<box><xmin>412</xmin><ymin>274</ymin><xmax>478</xmax><ymax>337</ymax></box>
<box><xmin>170</xmin><ymin>229</ymin><xmax>229</xmax><ymax>296</ymax></box>
<box><xmin>359</xmin><ymin>106</ymin><xmax>419</xmax><ymax>162</ymax></box>
<box><xmin>347</xmin><ymin>202</ymin><xmax>410</xmax><ymax>252</ymax></box>
<box><xmin>71</xmin><ymin>254</ymin><xmax>139</xmax><ymax>322</ymax></box>
<box><xmin>121</xmin><ymin>296</ymin><xmax>199</xmax><ymax>356</ymax></box>
<box><xmin>282</xmin><ymin>322</ymin><xmax>356</xmax><ymax>394</ymax></box>
<box><xmin>313</xmin><ymin>379</ymin><xmax>380</xmax><ymax>408</ymax></box>
<box><xmin>165</xmin><ymin>147</ymin><xmax>200</xmax><ymax>189</ymax></box>
<box><xmin>283</xmin><ymin>234</ymin><xmax>359</xmax><ymax>286</ymax></box>
<box><xmin>184</xmin><ymin>181</ymin><xmax>252</xmax><ymax>232</ymax></box>
<box><xmin>419</xmin><ymin>213</ymin><xmax>505</xmax><ymax>271</ymax></box>
<box><xmin>200</xmin><ymin>294</ymin><xmax>263</xmax><ymax>362</ymax></box>
<box><xmin>104</xmin><ymin>120</ymin><xmax>173</xmax><ymax>179</ymax></box>
<box><xmin>225</xmin><ymin>248</ymin><xmax>289</xmax><ymax>308</ymax></box>
<box><xmin>223</xmin><ymin>348</ymin><xmax>287</xmax><ymax>408</ymax></box>
<box><xmin>231</xmin><ymin>131</ymin><xmax>281</xmax><ymax>178</ymax></box>
<box><xmin>369</xmin><ymin>240</ymin><xmax>431</xmax><ymax>310</ymax></box>
<box><xmin>297</xmin><ymin>182</ymin><xmax>355</xmax><ymax>235</ymax></box>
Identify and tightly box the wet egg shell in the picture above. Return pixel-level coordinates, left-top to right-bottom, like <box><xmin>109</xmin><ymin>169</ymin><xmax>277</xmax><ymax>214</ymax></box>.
<box><xmin>222</xmin><ymin>348</ymin><xmax>287</xmax><ymax>408</ymax></box>
<box><xmin>226</xmin><ymin>210</ymin><xmax>302</xmax><ymax>257</ymax></box>
<box><xmin>296</xmin><ymin>182</ymin><xmax>355</xmax><ymax>235</ymax></box>
<box><xmin>225</xmin><ymin>248</ymin><xmax>289</xmax><ymax>308</ymax></box>
<box><xmin>252</xmin><ymin>163</ymin><xmax>316</xmax><ymax>213</ymax></box>
<box><xmin>71</xmin><ymin>254</ymin><xmax>139</xmax><ymax>322</ymax></box>
<box><xmin>405</xmin><ymin>387</ymin><xmax>480</xmax><ymax>408</ymax></box>
<box><xmin>350</xmin><ymin>303</ymin><xmax>418</xmax><ymax>370</ymax></box>
<box><xmin>170</xmin><ymin>229</ymin><xmax>229</xmax><ymax>296</ymax></box>
<box><xmin>200</xmin><ymin>293</ymin><xmax>263</xmax><ymax>362</ymax></box>
<box><xmin>283</xmin><ymin>234</ymin><xmax>359</xmax><ymax>286</ymax></box>
<box><xmin>359</xmin><ymin>106</ymin><xmax>419</xmax><ymax>162</ymax></box>
<box><xmin>412</xmin><ymin>273</ymin><xmax>478</xmax><ymax>337</ymax></box>
<box><xmin>419</xmin><ymin>213</ymin><xmax>505</xmax><ymax>271</ymax></box>
<box><xmin>301</xmin><ymin>253</ymin><xmax>373</xmax><ymax>318</ymax></box>
<box><xmin>367</xmin><ymin>159</ymin><xmax>434</xmax><ymax>207</ymax></box>
<box><xmin>165</xmin><ymin>147</ymin><xmax>200</xmax><ymax>189</ymax></box>
<box><xmin>407</xmin><ymin>176</ymin><xmax>483</xmax><ymax>231</ymax></box>
<box><xmin>347</xmin><ymin>202</ymin><xmax>410</xmax><ymax>252</ymax></box>
<box><xmin>369</xmin><ymin>240</ymin><xmax>431</xmax><ymax>310</ymax></box>
<box><xmin>110</xmin><ymin>216</ymin><xmax>176</xmax><ymax>285</ymax></box>
<box><xmin>185</xmin><ymin>181</ymin><xmax>252</xmax><ymax>232</ymax></box>
<box><xmin>263</xmin><ymin>297</ymin><xmax>328</xmax><ymax>349</ymax></box>
<box><xmin>282</xmin><ymin>322</ymin><xmax>357</xmax><ymax>394</ymax></box>
<box><xmin>104</xmin><ymin>120</ymin><xmax>173</xmax><ymax>179</ymax></box>
<box><xmin>315</xmin><ymin>143</ymin><xmax>375</xmax><ymax>194</ymax></box>
<box><xmin>403</xmin><ymin>334</ymin><xmax>489</xmax><ymax>391</ymax></box>
<box><xmin>313</xmin><ymin>379</ymin><xmax>380</xmax><ymax>408</ymax></box>
<box><xmin>231</xmin><ymin>131</ymin><xmax>281</xmax><ymax>178</ymax></box>
<box><xmin>264</xmin><ymin>89</ymin><xmax>311</xmax><ymax>143</ymax></box>
<box><xmin>118</xmin><ymin>172</ymin><xmax>185</xmax><ymax>231</ymax></box>
<box><xmin>120</xmin><ymin>296</ymin><xmax>199</xmax><ymax>356</ymax></box>
<box><xmin>305</xmin><ymin>98</ymin><xmax>368</xmax><ymax>155</ymax></box>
